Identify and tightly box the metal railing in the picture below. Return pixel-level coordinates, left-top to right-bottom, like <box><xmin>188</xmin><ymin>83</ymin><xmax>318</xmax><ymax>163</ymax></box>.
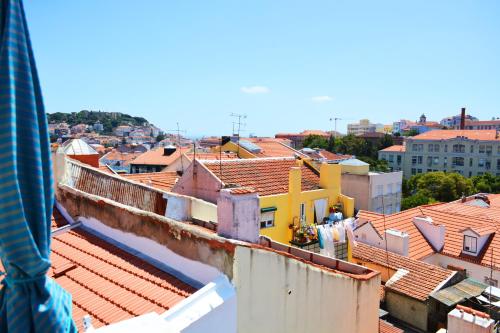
<box><xmin>62</xmin><ymin>159</ymin><xmax>167</xmax><ymax>215</ymax></box>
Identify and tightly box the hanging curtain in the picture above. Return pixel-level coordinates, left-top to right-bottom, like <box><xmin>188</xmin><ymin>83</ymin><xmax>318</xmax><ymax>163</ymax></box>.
<box><xmin>314</xmin><ymin>198</ymin><xmax>328</xmax><ymax>223</ymax></box>
<box><xmin>0</xmin><ymin>0</ymin><xmax>76</xmax><ymax>331</ymax></box>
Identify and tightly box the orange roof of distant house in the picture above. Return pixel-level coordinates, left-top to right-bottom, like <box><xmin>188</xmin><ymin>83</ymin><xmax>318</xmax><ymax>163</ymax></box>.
<box><xmin>380</xmin><ymin>145</ymin><xmax>406</xmax><ymax>153</ymax></box>
<box><xmin>240</xmin><ymin>138</ymin><xmax>306</xmax><ymax>158</ymax></box>
<box><xmin>130</xmin><ymin>147</ymin><xmax>190</xmax><ymax>166</ymax></box>
<box><xmin>202</xmin><ymin>158</ymin><xmax>320</xmax><ymax>196</ymax></box>
<box><xmin>318</xmin><ymin>150</ymin><xmax>353</xmax><ymax>161</ymax></box>
<box><xmin>356</xmin><ymin>204</ymin><xmax>500</xmax><ymax>269</ymax></box>
<box><xmin>411</xmin><ymin>130</ymin><xmax>500</xmax><ymax>141</ymax></box>
<box><xmin>353</xmin><ymin>242</ymin><xmax>455</xmax><ymax>301</ymax></box>
<box><xmin>101</xmin><ymin>149</ymin><xmax>143</xmax><ymax>166</ymax></box>
<box><xmin>122</xmin><ymin>171</ymin><xmax>179</xmax><ymax>192</ymax></box>
<box><xmin>184</xmin><ymin>152</ymin><xmax>239</xmax><ymax>161</ymax></box>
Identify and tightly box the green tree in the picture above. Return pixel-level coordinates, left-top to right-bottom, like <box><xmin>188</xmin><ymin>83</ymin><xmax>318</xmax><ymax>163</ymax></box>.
<box><xmin>378</xmin><ymin>134</ymin><xmax>394</xmax><ymax>150</ymax></box>
<box><xmin>327</xmin><ymin>135</ymin><xmax>336</xmax><ymax>152</ymax></box>
<box><xmin>401</xmin><ymin>191</ymin><xmax>436</xmax><ymax>210</ymax></box>
<box><xmin>403</xmin><ymin>129</ymin><xmax>419</xmax><ymax>137</ymax></box>
<box><xmin>156</xmin><ymin>134</ymin><xmax>166</xmax><ymax>142</ymax></box>
<box><xmin>303</xmin><ymin>135</ymin><xmax>328</xmax><ymax>149</ymax></box>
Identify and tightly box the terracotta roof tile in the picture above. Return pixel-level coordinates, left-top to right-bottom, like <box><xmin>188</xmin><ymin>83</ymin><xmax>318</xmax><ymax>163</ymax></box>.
<box><xmin>353</xmin><ymin>242</ymin><xmax>455</xmax><ymax>301</ymax></box>
<box><xmin>380</xmin><ymin>145</ymin><xmax>406</xmax><ymax>153</ymax></box>
<box><xmin>51</xmin><ymin>228</ymin><xmax>196</xmax><ymax>331</ymax></box>
<box><xmin>411</xmin><ymin>130</ymin><xmax>500</xmax><ymax>141</ymax></box>
<box><xmin>379</xmin><ymin>320</ymin><xmax>404</xmax><ymax>333</ymax></box>
<box><xmin>122</xmin><ymin>172</ymin><xmax>179</xmax><ymax>192</ymax></box>
<box><xmin>185</xmin><ymin>152</ymin><xmax>238</xmax><ymax>161</ymax></box>
<box><xmin>357</xmin><ymin>204</ymin><xmax>500</xmax><ymax>270</ymax></box>
<box><xmin>98</xmin><ymin>164</ymin><xmax>116</xmax><ymax>175</ymax></box>
<box><xmin>101</xmin><ymin>149</ymin><xmax>143</xmax><ymax>166</ymax></box>
<box><xmin>242</xmin><ymin>138</ymin><xmax>306</xmax><ymax>158</ymax></box>
<box><xmin>202</xmin><ymin>158</ymin><xmax>320</xmax><ymax>196</ymax></box>
<box><xmin>131</xmin><ymin>147</ymin><xmax>190</xmax><ymax>166</ymax></box>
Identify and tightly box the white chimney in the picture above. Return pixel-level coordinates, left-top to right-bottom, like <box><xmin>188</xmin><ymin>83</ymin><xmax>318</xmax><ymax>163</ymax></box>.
<box><xmin>447</xmin><ymin>306</ymin><xmax>494</xmax><ymax>333</ymax></box>
<box><xmin>384</xmin><ymin>229</ymin><xmax>409</xmax><ymax>256</ymax></box>
<box><xmin>217</xmin><ymin>188</ymin><xmax>260</xmax><ymax>243</ymax></box>
<box><xmin>413</xmin><ymin>216</ymin><xmax>446</xmax><ymax>252</ymax></box>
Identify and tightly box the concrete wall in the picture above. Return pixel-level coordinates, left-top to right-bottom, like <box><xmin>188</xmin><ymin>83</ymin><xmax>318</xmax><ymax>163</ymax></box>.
<box><xmin>341</xmin><ymin>174</ymin><xmax>370</xmax><ymax>211</ymax></box>
<box><xmin>385</xmin><ymin>291</ymin><xmax>429</xmax><ymax>332</ymax></box>
<box><xmin>173</xmin><ymin>161</ymin><xmax>222</xmax><ymax>204</ymax></box>
<box><xmin>233</xmin><ymin>246</ymin><xmax>380</xmax><ymax>333</ymax></box>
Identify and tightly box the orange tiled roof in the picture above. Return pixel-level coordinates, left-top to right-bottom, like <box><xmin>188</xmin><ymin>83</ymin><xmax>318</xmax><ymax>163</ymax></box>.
<box><xmin>130</xmin><ymin>147</ymin><xmax>190</xmax><ymax>166</ymax></box>
<box><xmin>184</xmin><ymin>152</ymin><xmax>238</xmax><ymax>161</ymax></box>
<box><xmin>202</xmin><ymin>158</ymin><xmax>320</xmax><ymax>196</ymax></box>
<box><xmin>353</xmin><ymin>242</ymin><xmax>455</xmax><ymax>301</ymax></box>
<box><xmin>98</xmin><ymin>164</ymin><xmax>116</xmax><ymax>175</ymax></box>
<box><xmin>411</xmin><ymin>130</ymin><xmax>500</xmax><ymax>141</ymax></box>
<box><xmin>379</xmin><ymin>320</ymin><xmax>404</xmax><ymax>333</ymax></box>
<box><xmin>380</xmin><ymin>145</ymin><xmax>406</xmax><ymax>153</ymax></box>
<box><xmin>101</xmin><ymin>149</ymin><xmax>143</xmax><ymax>165</ymax></box>
<box><xmin>122</xmin><ymin>171</ymin><xmax>179</xmax><ymax>192</ymax></box>
<box><xmin>357</xmin><ymin>204</ymin><xmax>500</xmax><ymax>270</ymax></box>
<box><xmin>242</xmin><ymin>138</ymin><xmax>305</xmax><ymax>158</ymax></box>
<box><xmin>317</xmin><ymin>150</ymin><xmax>353</xmax><ymax>161</ymax></box>
<box><xmin>51</xmin><ymin>227</ymin><xmax>196</xmax><ymax>331</ymax></box>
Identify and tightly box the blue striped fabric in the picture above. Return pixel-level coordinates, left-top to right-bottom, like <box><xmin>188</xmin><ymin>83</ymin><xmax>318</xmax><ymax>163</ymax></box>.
<box><xmin>0</xmin><ymin>1</ymin><xmax>76</xmax><ymax>332</ymax></box>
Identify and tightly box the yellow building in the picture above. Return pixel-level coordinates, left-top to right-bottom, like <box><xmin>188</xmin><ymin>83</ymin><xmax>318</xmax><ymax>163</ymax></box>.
<box><xmin>172</xmin><ymin>157</ymin><xmax>354</xmax><ymax>245</ymax></box>
<box><xmin>212</xmin><ymin>137</ymin><xmax>307</xmax><ymax>159</ymax></box>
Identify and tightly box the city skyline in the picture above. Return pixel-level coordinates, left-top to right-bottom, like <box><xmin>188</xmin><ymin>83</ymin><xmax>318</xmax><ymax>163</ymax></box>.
<box><xmin>26</xmin><ymin>1</ymin><xmax>500</xmax><ymax>136</ymax></box>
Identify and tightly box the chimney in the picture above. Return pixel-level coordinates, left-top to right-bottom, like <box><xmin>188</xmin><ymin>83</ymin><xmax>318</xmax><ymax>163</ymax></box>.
<box><xmin>384</xmin><ymin>229</ymin><xmax>409</xmax><ymax>256</ymax></box>
<box><xmin>217</xmin><ymin>188</ymin><xmax>260</xmax><ymax>243</ymax></box>
<box><xmin>460</xmin><ymin>107</ymin><xmax>466</xmax><ymax>130</ymax></box>
<box><xmin>413</xmin><ymin>216</ymin><xmax>446</xmax><ymax>251</ymax></box>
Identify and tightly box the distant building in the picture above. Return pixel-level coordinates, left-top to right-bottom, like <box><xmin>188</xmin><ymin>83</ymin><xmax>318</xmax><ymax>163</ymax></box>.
<box><xmin>459</xmin><ymin>119</ymin><xmax>500</xmax><ymax>131</ymax></box>
<box><xmin>379</xmin><ymin>130</ymin><xmax>500</xmax><ymax>178</ymax></box>
<box><xmin>408</xmin><ymin>114</ymin><xmax>442</xmax><ymax>134</ymax></box>
<box><xmin>216</xmin><ymin>137</ymin><xmax>306</xmax><ymax>159</ymax></box>
<box><xmin>93</xmin><ymin>120</ymin><xmax>104</xmax><ymax>132</ymax></box>
<box><xmin>275</xmin><ymin>130</ymin><xmax>340</xmax><ymax>149</ymax></box>
<box><xmin>440</xmin><ymin>113</ymin><xmax>478</xmax><ymax>128</ymax></box>
<box><xmin>129</xmin><ymin>146</ymin><xmax>191</xmax><ymax>173</ymax></box>
<box><xmin>392</xmin><ymin>119</ymin><xmax>414</xmax><ymax>134</ymax></box>
<box><xmin>70</xmin><ymin>123</ymin><xmax>88</xmax><ymax>134</ymax></box>
<box><xmin>114</xmin><ymin>125</ymin><xmax>132</xmax><ymax>137</ymax></box>
<box><xmin>339</xmin><ymin>159</ymin><xmax>403</xmax><ymax>214</ymax></box>
<box><xmin>347</xmin><ymin>119</ymin><xmax>382</xmax><ymax>136</ymax></box>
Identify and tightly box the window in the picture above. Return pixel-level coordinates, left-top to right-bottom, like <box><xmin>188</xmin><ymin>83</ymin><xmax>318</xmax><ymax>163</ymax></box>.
<box><xmin>452</xmin><ymin>157</ymin><xmax>464</xmax><ymax>167</ymax></box>
<box><xmin>434</xmin><ymin>144</ymin><xmax>440</xmax><ymax>152</ymax></box>
<box><xmin>486</xmin><ymin>160</ymin><xmax>492</xmax><ymax>170</ymax></box>
<box><xmin>411</xmin><ymin>168</ymin><xmax>416</xmax><ymax>175</ymax></box>
<box><xmin>479</xmin><ymin>145</ymin><xmax>485</xmax><ymax>153</ymax></box>
<box><xmin>444</xmin><ymin>145</ymin><xmax>448</xmax><ymax>153</ymax></box>
<box><xmin>486</xmin><ymin>145</ymin><xmax>492</xmax><ymax>156</ymax></box>
<box><xmin>412</xmin><ymin>156</ymin><xmax>417</xmax><ymax>165</ymax></box>
<box><xmin>498</xmin><ymin>146</ymin><xmax>500</xmax><ymax>154</ymax></box>
<box><xmin>470</xmin><ymin>145</ymin><xmax>474</xmax><ymax>153</ymax></box>
<box><xmin>433</xmin><ymin>157</ymin><xmax>439</xmax><ymax>165</ymax></box>
<box><xmin>428</xmin><ymin>144</ymin><xmax>434</xmax><ymax>152</ymax></box>
<box><xmin>479</xmin><ymin>158</ymin><xmax>486</xmax><ymax>168</ymax></box>
<box><xmin>452</xmin><ymin>144</ymin><xmax>465</xmax><ymax>153</ymax></box>
<box><xmin>497</xmin><ymin>159</ymin><xmax>500</xmax><ymax>170</ymax></box>
<box><xmin>412</xmin><ymin>144</ymin><xmax>423</xmax><ymax>152</ymax></box>
<box><xmin>260</xmin><ymin>211</ymin><xmax>275</xmax><ymax>229</ymax></box>
<box><xmin>417</xmin><ymin>168</ymin><xmax>422</xmax><ymax>173</ymax></box>
<box><xmin>463</xmin><ymin>235</ymin><xmax>477</xmax><ymax>253</ymax></box>
<box><xmin>299</xmin><ymin>203</ymin><xmax>306</xmax><ymax>222</ymax></box>
<box><xmin>417</xmin><ymin>156</ymin><xmax>423</xmax><ymax>164</ymax></box>
<box><xmin>397</xmin><ymin>155</ymin><xmax>402</xmax><ymax>165</ymax></box>
<box><xmin>388</xmin><ymin>155</ymin><xmax>394</xmax><ymax>162</ymax></box>
<box><xmin>380</xmin><ymin>154</ymin><xmax>387</xmax><ymax>161</ymax></box>
<box><xmin>470</xmin><ymin>158</ymin><xmax>473</xmax><ymax>167</ymax></box>
<box><xmin>427</xmin><ymin>156</ymin><xmax>433</xmax><ymax>167</ymax></box>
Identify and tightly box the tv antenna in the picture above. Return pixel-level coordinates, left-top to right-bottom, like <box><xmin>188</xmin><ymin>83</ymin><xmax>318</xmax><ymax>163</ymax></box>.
<box><xmin>230</xmin><ymin>113</ymin><xmax>247</xmax><ymax>155</ymax></box>
<box><xmin>165</xmin><ymin>122</ymin><xmax>187</xmax><ymax>173</ymax></box>
<box><xmin>329</xmin><ymin>117</ymin><xmax>342</xmax><ymax>137</ymax></box>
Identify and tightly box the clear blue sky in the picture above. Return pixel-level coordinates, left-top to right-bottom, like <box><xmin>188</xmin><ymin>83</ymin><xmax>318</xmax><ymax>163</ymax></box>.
<box><xmin>25</xmin><ymin>1</ymin><xmax>500</xmax><ymax>137</ymax></box>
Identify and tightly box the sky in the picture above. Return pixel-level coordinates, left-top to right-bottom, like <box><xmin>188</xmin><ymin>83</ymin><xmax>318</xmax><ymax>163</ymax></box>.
<box><xmin>25</xmin><ymin>1</ymin><xmax>500</xmax><ymax>137</ymax></box>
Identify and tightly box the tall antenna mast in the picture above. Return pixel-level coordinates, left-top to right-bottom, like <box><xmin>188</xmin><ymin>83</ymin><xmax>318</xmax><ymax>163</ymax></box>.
<box><xmin>230</xmin><ymin>113</ymin><xmax>247</xmax><ymax>156</ymax></box>
<box><xmin>165</xmin><ymin>123</ymin><xmax>187</xmax><ymax>174</ymax></box>
<box><xmin>329</xmin><ymin>117</ymin><xmax>342</xmax><ymax>138</ymax></box>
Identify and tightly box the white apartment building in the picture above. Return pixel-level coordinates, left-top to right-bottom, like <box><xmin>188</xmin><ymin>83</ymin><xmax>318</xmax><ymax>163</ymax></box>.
<box><xmin>339</xmin><ymin>159</ymin><xmax>403</xmax><ymax>214</ymax></box>
<box><xmin>379</xmin><ymin>130</ymin><xmax>500</xmax><ymax>178</ymax></box>
<box><xmin>347</xmin><ymin>119</ymin><xmax>383</xmax><ymax>135</ymax></box>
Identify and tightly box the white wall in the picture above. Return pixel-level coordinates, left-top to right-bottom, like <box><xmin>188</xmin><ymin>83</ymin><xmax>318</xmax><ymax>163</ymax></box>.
<box><xmin>354</xmin><ymin>223</ymin><xmax>384</xmax><ymax>248</ymax></box>
<box><xmin>423</xmin><ymin>253</ymin><xmax>500</xmax><ymax>286</ymax></box>
<box><xmin>232</xmin><ymin>246</ymin><xmax>380</xmax><ymax>333</ymax></box>
<box><xmin>78</xmin><ymin>216</ymin><xmax>221</xmax><ymax>285</ymax></box>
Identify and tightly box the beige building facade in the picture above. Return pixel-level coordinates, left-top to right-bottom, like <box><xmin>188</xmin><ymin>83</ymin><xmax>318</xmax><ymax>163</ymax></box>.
<box><xmin>379</xmin><ymin>130</ymin><xmax>500</xmax><ymax>178</ymax></box>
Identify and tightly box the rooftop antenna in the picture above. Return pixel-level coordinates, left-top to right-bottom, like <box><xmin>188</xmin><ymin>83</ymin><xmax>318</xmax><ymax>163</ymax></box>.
<box><xmin>230</xmin><ymin>113</ymin><xmax>247</xmax><ymax>156</ymax></box>
<box><xmin>165</xmin><ymin>122</ymin><xmax>187</xmax><ymax>173</ymax></box>
<box><xmin>329</xmin><ymin>117</ymin><xmax>342</xmax><ymax>138</ymax></box>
